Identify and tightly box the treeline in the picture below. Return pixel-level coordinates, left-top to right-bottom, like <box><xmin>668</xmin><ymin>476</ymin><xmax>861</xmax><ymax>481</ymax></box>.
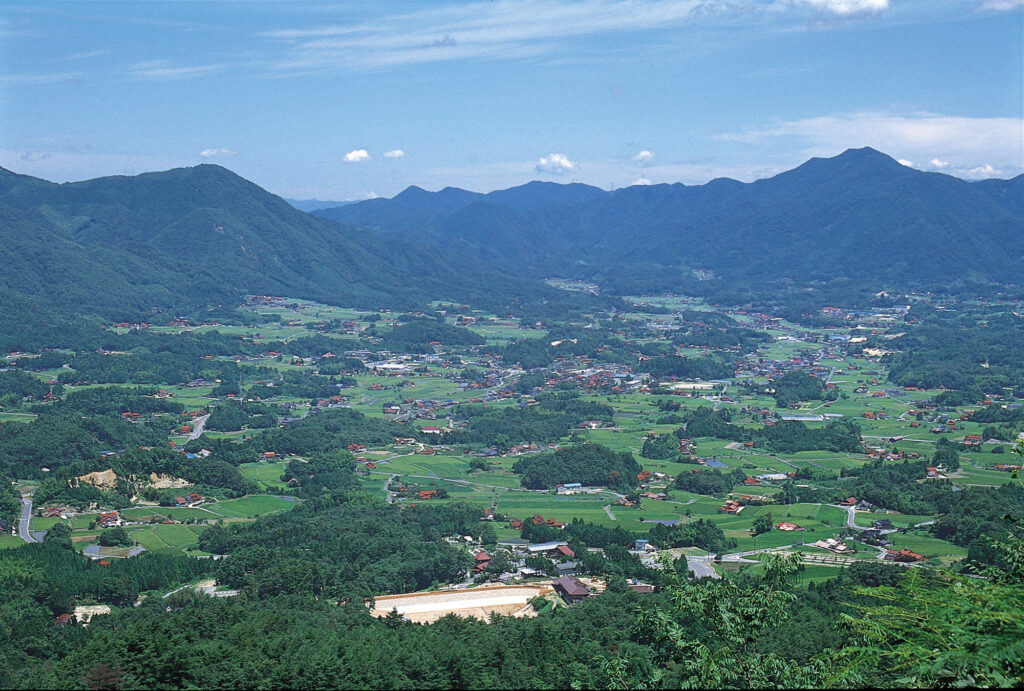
<box><xmin>886</xmin><ymin>317</ymin><xmax>1024</xmax><ymax>393</ymax></box>
<box><xmin>375</xmin><ymin>316</ymin><xmax>485</xmax><ymax>352</ymax></box>
<box><xmin>674</xmin><ymin>468</ymin><xmax>748</xmax><ymax>498</ymax></box>
<box><xmin>672</xmin><ymin>407</ymin><xmax>862</xmax><ymax>454</ymax></box>
<box><xmin>500</xmin><ymin>328</ymin><xmax>628</xmax><ymax>370</ymax></box>
<box><xmin>443</xmin><ymin>394</ymin><xmax>613</xmax><ymax>448</ymax></box>
<box><xmin>636</xmin><ymin>354</ymin><xmax>734</xmax><ymax>380</ymax></box>
<box><xmin>512</xmin><ymin>443</ymin><xmax>641</xmax><ymax>491</ymax></box>
<box><xmin>198</xmin><ymin>494</ymin><xmax>478</xmax><ymax>598</ymax></box>
<box><xmin>0</xmin><ymin>413</ymin><xmax>169</xmax><ymax>479</ymax></box>
<box><xmin>205</xmin><ymin>401</ymin><xmax>279</xmax><ymax>431</ymax></box>
<box><xmin>254</xmin><ymin>408</ymin><xmax>410</xmax><ymax>456</ymax></box>
<box><xmin>0</xmin><ymin>369</ymin><xmax>58</xmax><ymax>407</ymax></box>
<box><xmin>33</xmin><ymin>447</ymin><xmax>252</xmax><ymax>508</ymax></box>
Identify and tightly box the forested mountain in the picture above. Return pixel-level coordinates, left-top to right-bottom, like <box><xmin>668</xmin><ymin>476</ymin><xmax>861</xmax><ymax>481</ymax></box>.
<box><xmin>0</xmin><ymin>165</ymin><xmax>607</xmax><ymax>349</ymax></box>
<box><xmin>315</xmin><ymin>148</ymin><xmax>1024</xmax><ymax>294</ymax></box>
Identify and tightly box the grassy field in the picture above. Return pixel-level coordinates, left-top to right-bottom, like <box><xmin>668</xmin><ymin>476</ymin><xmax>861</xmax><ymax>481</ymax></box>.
<box><xmin>0</xmin><ymin>534</ymin><xmax>25</xmax><ymax>549</ymax></box>
<box><xmin>240</xmin><ymin>461</ymin><xmax>290</xmax><ymax>491</ymax></box>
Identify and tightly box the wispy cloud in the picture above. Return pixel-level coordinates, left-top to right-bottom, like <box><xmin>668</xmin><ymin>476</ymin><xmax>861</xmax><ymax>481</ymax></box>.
<box><xmin>54</xmin><ymin>49</ymin><xmax>108</xmax><ymax>62</ymax></box>
<box><xmin>199</xmin><ymin>148</ymin><xmax>238</xmax><ymax>158</ymax></box>
<box><xmin>382</xmin><ymin>149</ymin><xmax>405</xmax><ymax>159</ymax></box>
<box><xmin>0</xmin><ymin>71</ymin><xmax>82</xmax><ymax>85</ymax></box>
<box><xmin>798</xmin><ymin>0</ymin><xmax>889</xmax><ymax>16</ymax></box>
<box><xmin>535</xmin><ymin>153</ymin><xmax>576</xmax><ymax>174</ymax></box>
<box><xmin>343</xmin><ymin>149</ymin><xmax>371</xmax><ymax>163</ymax></box>
<box><xmin>261</xmin><ymin>0</ymin><xmax>788</xmax><ymax>72</ymax></box>
<box><xmin>126</xmin><ymin>60</ymin><xmax>227</xmax><ymax>81</ymax></box>
<box><xmin>978</xmin><ymin>0</ymin><xmax>1023</xmax><ymax>10</ymax></box>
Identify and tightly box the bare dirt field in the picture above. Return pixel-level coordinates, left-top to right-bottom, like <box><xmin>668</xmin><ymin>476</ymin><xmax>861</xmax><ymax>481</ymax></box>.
<box><xmin>370</xmin><ymin>583</ymin><xmax>555</xmax><ymax>624</ymax></box>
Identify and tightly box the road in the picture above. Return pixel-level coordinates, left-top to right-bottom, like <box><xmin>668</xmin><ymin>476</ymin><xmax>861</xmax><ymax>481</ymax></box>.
<box><xmin>602</xmin><ymin>505</ymin><xmax>617</xmax><ymax>521</ymax></box>
<box><xmin>18</xmin><ymin>496</ymin><xmax>36</xmax><ymax>543</ymax></box>
<box><xmin>685</xmin><ymin>557</ymin><xmax>721</xmax><ymax>579</ymax></box>
<box><xmin>188</xmin><ymin>414</ymin><xmax>210</xmax><ymax>441</ymax></box>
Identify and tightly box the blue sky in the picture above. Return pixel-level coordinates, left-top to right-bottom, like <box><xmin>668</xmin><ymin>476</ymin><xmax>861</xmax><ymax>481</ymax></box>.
<box><xmin>1</xmin><ymin>0</ymin><xmax>1021</xmax><ymax>200</ymax></box>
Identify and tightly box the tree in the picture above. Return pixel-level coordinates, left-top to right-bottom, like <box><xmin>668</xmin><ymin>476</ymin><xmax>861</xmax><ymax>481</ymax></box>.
<box><xmin>98</xmin><ymin>526</ymin><xmax>133</xmax><ymax>547</ymax></box>
<box><xmin>751</xmin><ymin>513</ymin><xmax>773</xmax><ymax>537</ymax></box>
<box><xmin>44</xmin><ymin>522</ymin><xmax>73</xmax><ymax>549</ymax></box>
<box><xmin>631</xmin><ymin>552</ymin><xmax>859</xmax><ymax>688</ymax></box>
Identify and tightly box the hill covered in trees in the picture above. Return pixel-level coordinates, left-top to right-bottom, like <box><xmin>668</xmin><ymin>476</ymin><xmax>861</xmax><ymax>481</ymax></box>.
<box><xmin>0</xmin><ymin>165</ymin><xmax>609</xmax><ymax>350</ymax></box>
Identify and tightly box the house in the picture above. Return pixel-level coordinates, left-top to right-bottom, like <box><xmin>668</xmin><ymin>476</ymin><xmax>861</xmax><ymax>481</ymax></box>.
<box><xmin>872</xmin><ymin>519</ymin><xmax>895</xmax><ymax>531</ymax></box>
<box><xmin>187</xmin><ymin>492</ymin><xmax>203</xmax><ymax>506</ymax></box>
<box><xmin>555</xmin><ymin>544</ymin><xmax>575</xmax><ymax>558</ymax></box>
<box><xmin>174</xmin><ymin>496</ymin><xmax>188</xmax><ymax>506</ymax></box>
<box><xmin>839</xmin><ymin>497</ymin><xmax>858</xmax><ymax>507</ymax></box>
<box><xmin>526</xmin><ymin>541</ymin><xmax>570</xmax><ymax>554</ymax></box>
<box><xmin>472</xmin><ymin>550</ymin><xmax>491</xmax><ymax>573</ymax></box>
<box><xmin>885</xmin><ymin>548</ymin><xmax>925</xmax><ymax>563</ymax></box>
<box><xmin>641</xmin><ymin>492</ymin><xmax>666</xmax><ymax>500</ymax></box>
<box><xmin>813</xmin><ymin>538</ymin><xmax>855</xmax><ymax>554</ymax></box>
<box><xmin>719</xmin><ymin>500</ymin><xmax>745</xmax><ymax>514</ymax></box>
<box><xmin>628</xmin><ymin>583</ymin><xmax>655</xmax><ymax>594</ymax></box>
<box><xmin>555</xmin><ymin>561</ymin><xmax>580</xmax><ymax>576</ymax></box>
<box><xmin>55</xmin><ymin>613</ymin><xmax>74</xmax><ymax>627</ymax></box>
<box><xmin>925</xmin><ymin>466</ymin><xmax>939</xmax><ymax>478</ymax></box>
<box><xmin>552</xmin><ymin>575</ymin><xmax>591</xmax><ymax>604</ymax></box>
<box><xmin>43</xmin><ymin>507</ymin><xmax>63</xmax><ymax>518</ymax></box>
<box><xmin>854</xmin><ymin>500</ymin><xmax>874</xmax><ymax>511</ymax></box>
<box><xmin>98</xmin><ymin>511</ymin><xmax>121</xmax><ymax>528</ymax></box>
<box><xmin>776</xmin><ymin>522</ymin><xmax>803</xmax><ymax>531</ymax></box>
<box><xmin>417</xmin><ymin>490</ymin><xmax>439</xmax><ymax>499</ymax></box>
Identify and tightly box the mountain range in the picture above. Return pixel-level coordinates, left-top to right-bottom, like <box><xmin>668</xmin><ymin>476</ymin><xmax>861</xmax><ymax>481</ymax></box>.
<box><xmin>1</xmin><ymin>147</ymin><xmax>1021</xmax><ymax>348</ymax></box>
<box><xmin>315</xmin><ymin>148</ymin><xmax>1024</xmax><ymax>294</ymax></box>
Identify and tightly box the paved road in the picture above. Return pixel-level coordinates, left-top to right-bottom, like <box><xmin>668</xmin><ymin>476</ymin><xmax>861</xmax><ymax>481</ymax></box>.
<box><xmin>18</xmin><ymin>496</ymin><xmax>35</xmax><ymax>543</ymax></box>
<box><xmin>685</xmin><ymin>557</ymin><xmax>722</xmax><ymax>579</ymax></box>
<box><xmin>188</xmin><ymin>414</ymin><xmax>211</xmax><ymax>441</ymax></box>
<box><xmin>602</xmin><ymin>505</ymin><xmax>617</xmax><ymax>521</ymax></box>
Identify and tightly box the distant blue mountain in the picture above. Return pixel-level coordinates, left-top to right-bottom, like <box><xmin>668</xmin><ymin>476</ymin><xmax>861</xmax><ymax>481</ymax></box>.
<box><xmin>314</xmin><ymin>148</ymin><xmax>1024</xmax><ymax>291</ymax></box>
<box><xmin>284</xmin><ymin>198</ymin><xmax>358</xmax><ymax>212</ymax></box>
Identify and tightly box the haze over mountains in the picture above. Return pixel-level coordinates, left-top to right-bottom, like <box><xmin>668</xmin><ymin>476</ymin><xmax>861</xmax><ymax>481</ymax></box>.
<box><xmin>1</xmin><ymin>147</ymin><xmax>1021</xmax><ymax>347</ymax></box>
<box><xmin>315</xmin><ymin>148</ymin><xmax>1024</xmax><ymax>292</ymax></box>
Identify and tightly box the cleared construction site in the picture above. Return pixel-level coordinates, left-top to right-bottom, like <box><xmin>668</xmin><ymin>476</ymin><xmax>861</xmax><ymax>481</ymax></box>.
<box><xmin>369</xmin><ymin>583</ymin><xmax>555</xmax><ymax>624</ymax></box>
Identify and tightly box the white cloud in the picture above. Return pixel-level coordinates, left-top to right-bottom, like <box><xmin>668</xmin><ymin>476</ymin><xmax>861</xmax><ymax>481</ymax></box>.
<box><xmin>343</xmin><ymin>149</ymin><xmax>371</xmax><ymax>163</ymax></box>
<box><xmin>633</xmin><ymin>150</ymin><xmax>654</xmax><ymax>165</ymax></box>
<box><xmin>966</xmin><ymin>164</ymin><xmax>997</xmax><ymax>177</ymax></box>
<box><xmin>798</xmin><ymin>0</ymin><xmax>889</xmax><ymax>15</ymax></box>
<box><xmin>198</xmin><ymin>148</ymin><xmax>238</xmax><ymax>158</ymax></box>
<box><xmin>382</xmin><ymin>149</ymin><xmax>405</xmax><ymax>159</ymax></box>
<box><xmin>897</xmin><ymin>159</ymin><xmax>914</xmax><ymax>167</ymax></box>
<box><xmin>535</xmin><ymin>153</ymin><xmax>577</xmax><ymax>174</ymax></box>
<box><xmin>978</xmin><ymin>0</ymin><xmax>1023</xmax><ymax>10</ymax></box>
<box><xmin>718</xmin><ymin>112</ymin><xmax>1024</xmax><ymax>179</ymax></box>
<box><xmin>631</xmin><ymin>176</ymin><xmax>652</xmax><ymax>186</ymax></box>
<box><xmin>929</xmin><ymin>158</ymin><xmax>950</xmax><ymax>168</ymax></box>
